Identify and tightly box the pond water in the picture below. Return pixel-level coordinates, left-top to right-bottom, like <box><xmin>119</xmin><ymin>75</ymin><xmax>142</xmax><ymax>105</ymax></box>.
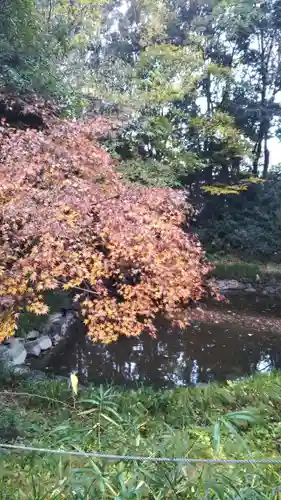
<box><xmin>31</xmin><ymin>293</ymin><xmax>281</xmax><ymax>388</ymax></box>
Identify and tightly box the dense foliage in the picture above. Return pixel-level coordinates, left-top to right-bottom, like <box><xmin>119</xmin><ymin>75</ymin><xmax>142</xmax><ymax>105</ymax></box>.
<box><xmin>93</xmin><ymin>0</ymin><xmax>281</xmax><ymax>186</ymax></box>
<box><xmin>2</xmin><ymin>0</ymin><xmax>281</xmax><ymax>184</ymax></box>
<box><xmin>0</xmin><ymin>0</ymin><xmax>107</xmax><ymax>113</ymax></box>
<box><xmin>196</xmin><ymin>171</ymin><xmax>281</xmax><ymax>261</ymax></box>
<box><xmin>0</xmin><ymin>111</ymin><xmax>213</xmax><ymax>342</ymax></box>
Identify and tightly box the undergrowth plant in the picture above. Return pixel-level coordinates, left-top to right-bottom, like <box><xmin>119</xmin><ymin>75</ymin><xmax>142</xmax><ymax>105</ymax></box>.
<box><xmin>1</xmin><ymin>374</ymin><xmax>281</xmax><ymax>498</ymax></box>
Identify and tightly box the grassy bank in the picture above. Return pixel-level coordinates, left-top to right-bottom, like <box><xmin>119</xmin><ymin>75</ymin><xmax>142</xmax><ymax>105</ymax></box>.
<box><xmin>1</xmin><ymin>374</ymin><xmax>281</xmax><ymax>498</ymax></box>
<box><xmin>208</xmin><ymin>254</ymin><xmax>281</xmax><ymax>282</ymax></box>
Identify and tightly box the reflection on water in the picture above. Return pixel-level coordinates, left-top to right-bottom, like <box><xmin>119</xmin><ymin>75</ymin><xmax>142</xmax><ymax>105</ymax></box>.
<box><xmin>209</xmin><ymin>293</ymin><xmax>281</xmax><ymax>317</ymax></box>
<box><xmin>43</xmin><ymin>315</ymin><xmax>281</xmax><ymax>388</ymax></box>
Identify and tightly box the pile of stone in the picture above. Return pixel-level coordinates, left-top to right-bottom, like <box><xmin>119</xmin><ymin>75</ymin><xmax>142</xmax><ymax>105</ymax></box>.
<box><xmin>217</xmin><ymin>280</ymin><xmax>256</xmax><ymax>294</ymax></box>
<box><xmin>0</xmin><ymin>311</ymin><xmax>76</xmax><ymax>369</ymax></box>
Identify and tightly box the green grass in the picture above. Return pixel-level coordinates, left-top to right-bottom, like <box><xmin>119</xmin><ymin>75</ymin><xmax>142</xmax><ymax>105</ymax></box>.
<box><xmin>208</xmin><ymin>254</ymin><xmax>281</xmax><ymax>282</ymax></box>
<box><xmin>210</xmin><ymin>261</ymin><xmax>260</xmax><ymax>281</ymax></box>
<box><xmin>1</xmin><ymin>374</ymin><xmax>281</xmax><ymax>498</ymax></box>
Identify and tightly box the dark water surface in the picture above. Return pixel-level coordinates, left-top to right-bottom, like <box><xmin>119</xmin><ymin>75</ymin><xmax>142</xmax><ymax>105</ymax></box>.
<box><xmin>210</xmin><ymin>292</ymin><xmax>281</xmax><ymax>317</ymax></box>
<box><xmin>38</xmin><ymin>294</ymin><xmax>281</xmax><ymax>388</ymax></box>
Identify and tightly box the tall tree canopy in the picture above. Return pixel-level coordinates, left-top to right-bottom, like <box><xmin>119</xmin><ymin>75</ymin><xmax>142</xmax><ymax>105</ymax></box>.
<box><xmin>2</xmin><ymin>0</ymin><xmax>281</xmax><ymax>181</ymax></box>
<box><xmin>86</xmin><ymin>0</ymin><xmax>281</xmax><ymax>184</ymax></box>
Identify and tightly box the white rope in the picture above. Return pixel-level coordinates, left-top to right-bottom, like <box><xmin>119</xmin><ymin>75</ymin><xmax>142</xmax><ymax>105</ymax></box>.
<box><xmin>1</xmin><ymin>443</ymin><xmax>281</xmax><ymax>465</ymax></box>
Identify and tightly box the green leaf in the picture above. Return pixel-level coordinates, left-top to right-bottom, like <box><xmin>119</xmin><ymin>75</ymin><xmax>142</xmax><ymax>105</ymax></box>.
<box><xmin>79</xmin><ymin>398</ymin><xmax>100</xmax><ymax>406</ymax></box>
<box><xmin>48</xmin><ymin>424</ymin><xmax>71</xmax><ymax>435</ymax></box>
<box><xmin>102</xmin><ymin>406</ymin><xmax>122</xmax><ymax>420</ymax></box>
<box><xmin>78</xmin><ymin>407</ymin><xmax>98</xmax><ymax>416</ymax></box>
<box><xmin>225</xmin><ymin>410</ymin><xmax>261</xmax><ymax>425</ymax></box>
<box><xmin>100</xmin><ymin>412</ymin><xmax>121</xmax><ymax>427</ymax></box>
<box><xmin>204</xmin><ymin>480</ymin><xmax>226</xmax><ymax>499</ymax></box>
<box><xmin>220</xmin><ymin>417</ymin><xmax>250</xmax><ymax>453</ymax></box>
<box><xmin>213</xmin><ymin>421</ymin><xmax>221</xmax><ymax>455</ymax></box>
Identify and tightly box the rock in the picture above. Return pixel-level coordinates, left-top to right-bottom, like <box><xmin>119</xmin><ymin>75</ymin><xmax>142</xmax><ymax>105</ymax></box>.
<box><xmin>10</xmin><ymin>337</ymin><xmax>25</xmax><ymax>344</ymax></box>
<box><xmin>37</xmin><ymin>335</ymin><xmax>52</xmax><ymax>351</ymax></box>
<box><xmin>25</xmin><ymin>334</ymin><xmax>53</xmax><ymax>357</ymax></box>
<box><xmin>26</xmin><ymin>369</ymin><xmax>48</xmax><ymax>381</ymax></box>
<box><xmin>53</xmin><ymin>334</ymin><xmax>63</xmax><ymax>345</ymax></box>
<box><xmin>12</xmin><ymin>366</ymin><xmax>31</xmax><ymax>376</ymax></box>
<box><xmin>0</xmin><ymin>339</ymin><xmax>27</xmax><ymax>366</ymax></box>
<box><xmin>11</xmin><ymin>349</ymin><xmax>27</xmax><ymax>366</ymax></box>
<box><xmin>43</xmin><ymin>311</ymin><xmax>76</xmax><ymax>339</ymax></box>
<box><xmin>48</xmin><ymin>312</ymin><xmax>65</xmax><ymax>323</ymax></box>
<box><xmin>244</xmin><ymin>286</ymin><xmax>256</xmax><ymax>293</ymax></box>
<box><xmin>61</xmin><ymin>312</ymin><xmax>77</xmax><ymax>336</ymax></box>
<box><xmin>217</xmin><ymin>280</ymin><xmax>246</xmax><ymax>292</ymax></box>
<box><xmin>12</xmin><ymin>367</ymin><xmax>48</xmax><ymax>381</ymax></box>
<box><xmin>25</xmin><ymin>340</ymin><xmax>41</xmax><ymax>357</ymax></box>
<box><xmin>262</xmin><ymin>286</ymin><xmax>276</xmax><ymax>296</ymax></box>
<box><xmin>26</xmin><ymin>330</ymin><xmax>40</xmax><ymax>341</ymax></box>
<box><xmin>3</xmin><ymin>337</ymin><xmax>12</xmax><ymax>345</ymax></box>
<box><xmin>10</xmin><ymin>342</ymin><xmax>27</xmax><ymax>366</ymax></box>
<box><xmin>3</xmin><ymin>336</ymin><xmax>24</xmax><ymax>346</ymax></box>
<box><xmin>12</xmin><ymin>367</ymin><xmax>67</xmax><ymax>382</ymax></box>
<box><xmin>43</xmin><ymin>313</ymin><xmax>64</xmax><ymax>336</ymax></box>
<box><xmin>0</xmin><ymin>345</ymin><xmax>10</xmax><ymax>360</ymax></box>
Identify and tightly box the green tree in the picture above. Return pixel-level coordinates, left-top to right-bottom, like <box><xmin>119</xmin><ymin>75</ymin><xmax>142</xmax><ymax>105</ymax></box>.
<box><xmin>87</xmin><ymin>0</ymin><xmax>251</xmax><ymax>189</ymax></box>
<box><xmin>0</xmin><ymin>0</ymin><xmax>106</xmax><ymax>111</ymax></box>
<box><xmin>2</xmin><ymin>0</ymin><xmax>281</xmax><ymax>182</ymax></box>
<box><xmin>205</xmin><ymin>0</ymin><xmax>281</xmax><ymax>178</ymax></box>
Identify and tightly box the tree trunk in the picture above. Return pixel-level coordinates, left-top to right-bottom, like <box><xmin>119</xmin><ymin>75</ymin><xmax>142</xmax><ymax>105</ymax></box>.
<box><xmin>253</xmin><ymin>29</ymin><xmax>267</xmax><ymax>176</ymax></box>
<box><xmin>252</xmin><ymin>138</ymin><xmax>262</xmax><ymax>175</ymax></box>
<box><xmin>218</xmin><ymin>163</ymin><xmax>229</xmax><ymax>183</ymax></box>
<box><xmin>203</xmin><ymin>72</ymin><xmax>213</xmax><ymax>184</ymax></box>
<box><xmin>263</xmin><ymin>134</ymin><xmax>270</xmax><ymax>179</ymax></box>
<box><xmin>231</xmin><ymin>156</ymin><xmax>241</xmax><ymax>180</ymax></box>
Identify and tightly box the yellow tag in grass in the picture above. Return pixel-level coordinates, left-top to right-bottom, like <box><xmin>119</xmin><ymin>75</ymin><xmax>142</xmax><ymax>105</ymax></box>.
<box><xmin>70</xmin><ymin>372</ymin><xmax>79</xmax><ymax>397</ymax></box>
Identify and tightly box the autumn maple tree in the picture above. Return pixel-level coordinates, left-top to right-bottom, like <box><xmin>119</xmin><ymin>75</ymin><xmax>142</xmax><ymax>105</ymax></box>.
<box><xmin>0</xmin><ymin>100</ymin><xmax>213</xmax><ymax>343</ymax></box>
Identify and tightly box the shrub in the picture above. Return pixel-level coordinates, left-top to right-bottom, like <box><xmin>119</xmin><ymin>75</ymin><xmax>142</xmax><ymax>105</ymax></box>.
<box><xmin>0</xmin><ymin>104</ymin><xmax>214</xmax><ymax>343</ymax></box>
<box><xmin>196</xmin><ymin>172</ymin><xmax>281</xmax><ymax>262</ymax></box>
